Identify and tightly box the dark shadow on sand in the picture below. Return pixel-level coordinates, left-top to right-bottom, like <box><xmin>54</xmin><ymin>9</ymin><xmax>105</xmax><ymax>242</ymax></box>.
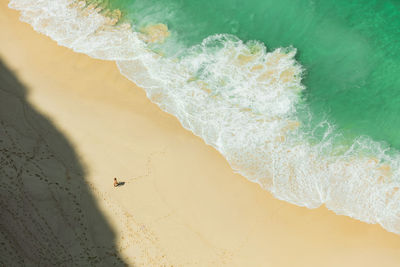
<box><xmin>0</xmin><ymin>60</ymin><xmax>126</xmax><ymax>266</ymax></box>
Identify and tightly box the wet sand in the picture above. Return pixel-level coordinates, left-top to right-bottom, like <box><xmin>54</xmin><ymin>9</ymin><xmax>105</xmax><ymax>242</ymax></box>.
<box><xmin>1</xmin><ymin>2</ymin><xmax>400</xmax><ymax>266</ymax></box>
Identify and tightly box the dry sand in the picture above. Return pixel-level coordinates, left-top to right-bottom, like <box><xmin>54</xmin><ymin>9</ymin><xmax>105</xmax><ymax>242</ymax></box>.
<box><xmin>1</xmin><ymin>2</ymin><xmax>400</xmax><ymax>266</ymax></box>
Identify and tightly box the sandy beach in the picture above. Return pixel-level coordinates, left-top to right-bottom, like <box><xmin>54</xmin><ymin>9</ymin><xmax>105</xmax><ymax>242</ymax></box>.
<box><xmin>1</xmin><ymin>2</ymin><xmax>400</xmax><ymax>266</ymax></box>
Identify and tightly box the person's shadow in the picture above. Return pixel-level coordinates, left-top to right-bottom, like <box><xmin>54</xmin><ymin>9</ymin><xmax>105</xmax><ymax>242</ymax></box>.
<box><xmin>0</xmin><ymin>60</ymin><xmax>126</xmax><ymax>266</ymax></box>
<box><xmin>116</xmin><ymin>182</ymin><xmax>126</xmax><ymax>187</ymax></box>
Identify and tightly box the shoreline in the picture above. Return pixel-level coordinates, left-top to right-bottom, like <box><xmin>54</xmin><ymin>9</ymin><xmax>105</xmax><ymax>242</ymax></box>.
<box><xmin>10</xmin><ymin>0</ymin><xmax>400</xmax><ymax>235</ymax></box>
<box><xmin>2</xmin><ymin>2</ymin><xmax>400</xmax><ymax>266</ymax></box>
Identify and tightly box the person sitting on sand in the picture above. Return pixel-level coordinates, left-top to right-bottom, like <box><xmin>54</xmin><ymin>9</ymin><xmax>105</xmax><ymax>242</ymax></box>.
<box><xmin>113</xmin><ymin>177</ymin><xmax>119</xmax><ymax>187</ymax></box>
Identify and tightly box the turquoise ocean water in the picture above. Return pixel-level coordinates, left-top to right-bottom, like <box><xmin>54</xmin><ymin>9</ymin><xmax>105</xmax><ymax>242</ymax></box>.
<box><xmin>9</xmin><ymin>0</ymin><xmax>400</xmax><ymax>234</ymax></box>
<box><xmin>108</xmin><ymin>0</ymin><xmax>400</xmax><ymax>150</ymax></box>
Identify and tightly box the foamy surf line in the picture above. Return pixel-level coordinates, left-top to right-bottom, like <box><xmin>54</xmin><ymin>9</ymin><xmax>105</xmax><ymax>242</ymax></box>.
<box><xmin>10</xmin><ymin>0</ymin><xmax>400</xmax><ymax>234</ymax></box>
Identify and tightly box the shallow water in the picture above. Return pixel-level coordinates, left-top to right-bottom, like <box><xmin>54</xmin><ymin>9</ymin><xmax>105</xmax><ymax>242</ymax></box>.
<box><xmin>110</xmin><ymin>0</ymin><xmax>400</xmax><ymax>150</ymax></box>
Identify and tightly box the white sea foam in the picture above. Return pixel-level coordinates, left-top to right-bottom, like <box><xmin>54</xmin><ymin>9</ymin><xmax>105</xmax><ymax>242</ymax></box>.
<box><xmin>9</xmin><ymin>0</ymin><xmax>400</xmax><ymax>234</ymax></box>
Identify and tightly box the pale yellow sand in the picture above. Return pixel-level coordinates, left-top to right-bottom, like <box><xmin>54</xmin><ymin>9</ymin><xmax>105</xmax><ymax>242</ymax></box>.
<box><xmin>1</xmin><ymin>3</ymin><xmax>400</xmax><ymax>266</ymax></box>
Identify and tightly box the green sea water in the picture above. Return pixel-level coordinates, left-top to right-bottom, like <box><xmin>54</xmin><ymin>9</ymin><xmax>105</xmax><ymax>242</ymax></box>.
<box><xmin>105</xmin><ymin>0</ymin><xmax>400</xmax><ymax>150</ymax></box>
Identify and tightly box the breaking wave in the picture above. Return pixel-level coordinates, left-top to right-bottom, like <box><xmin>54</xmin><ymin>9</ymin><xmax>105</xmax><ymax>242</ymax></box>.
<box><xmin>10</xmin><ymin>0</ymin><xmax>400</xmax><ymax>234</ymax></box>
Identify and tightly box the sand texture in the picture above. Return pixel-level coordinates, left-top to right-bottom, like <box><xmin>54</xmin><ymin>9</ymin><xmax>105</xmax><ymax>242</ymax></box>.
<box><xmin>1</xmin><ymin>2</ymin><xmax>400</xmax><ymax>266</ymax></box>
